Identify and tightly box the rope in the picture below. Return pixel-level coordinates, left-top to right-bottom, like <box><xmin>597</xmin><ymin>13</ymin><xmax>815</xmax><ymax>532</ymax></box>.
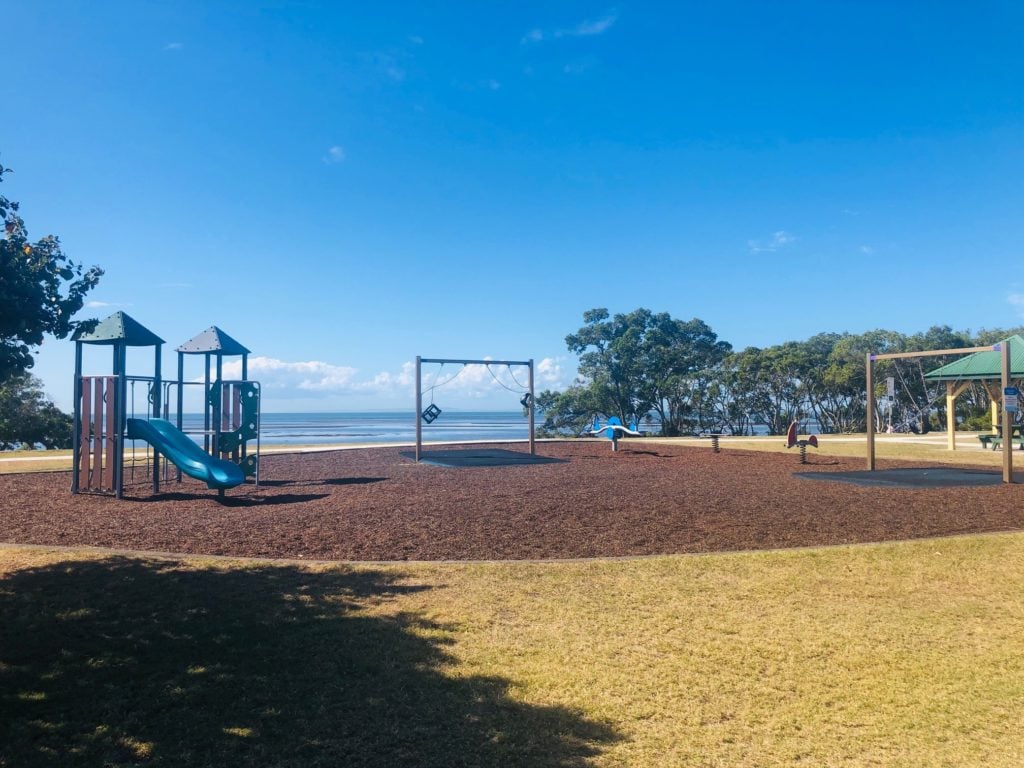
<box><xmin>421</xmin><ymin>361</ymin><xmax>531</xmax><ymax>405</ymax></box>
<box><xmin>505</xmin><ymin>364</ymin><xmax>530</xmax><ymax>391</ymax></box>
<box><xmin>421</xmin><ymin>363</ymin><xmax>468</xmax><ymax>405</ymax></box>
<box><xmin>485</xmin><ymin>364</ymin><xmax>527</xmax><ymax>395</ymax></box>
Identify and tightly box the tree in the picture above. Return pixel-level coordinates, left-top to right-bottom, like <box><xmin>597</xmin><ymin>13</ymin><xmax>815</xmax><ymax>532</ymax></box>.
<box><xmin>554</xmin><ymin>308</ymin><xmax>730</xmax><ymax>435</ymax></box>
<box><xmin>639</xmin><ymin>313</ymin><xmax>732</xmax><ymax>435</ymax></box>
<box><xmin>723</xmin><ymin>344</ymin><xmax>805</xmax><ymax>435</ymax></box>
<box><xmin>535</xmin><ymin>384</ymin><xmax>611</xmax><ymax>436</ymax></box>
<box><xmin>0</xmin><ymin>160</ymin><xmax>103</xmax><ymax>382</ymax></box>
<box><xmin>0</xmin><ymin>372</ymin><xmax>73</xmax><ymax>449</ymax></box>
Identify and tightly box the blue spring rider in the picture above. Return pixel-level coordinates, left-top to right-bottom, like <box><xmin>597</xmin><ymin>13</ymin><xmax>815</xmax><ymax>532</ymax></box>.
<box><xmin>589</xmin><ymin>416</ymin><xmax>642</xmax><ymax>452</ymax></box>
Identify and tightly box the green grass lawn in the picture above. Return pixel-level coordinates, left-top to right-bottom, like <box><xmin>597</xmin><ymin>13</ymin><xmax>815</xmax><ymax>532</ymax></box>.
<box><xmin>3</xmin><ymin>533</ymin><xmax>1024</xmax><ymax>766</ymax></box>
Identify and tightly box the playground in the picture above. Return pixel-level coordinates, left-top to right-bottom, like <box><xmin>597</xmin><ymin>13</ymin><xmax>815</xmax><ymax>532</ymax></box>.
<box><xmin>6</xmin><ymin>317</ymin><xmax>1024</xmax><ymax>765</ymax></box>
<box><xmin>4</xmin><ymin>440</ymin><xmax>1024</xmax><ymax>561</ymax></box>
<box><xmin>7</xmin><ymin>329</ymin><xmax>1024</xmax><ymax>767</ymax></box>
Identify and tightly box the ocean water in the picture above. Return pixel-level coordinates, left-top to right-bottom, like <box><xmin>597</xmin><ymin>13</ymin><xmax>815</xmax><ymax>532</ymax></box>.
<box><xmin>175</xmin><ymin>411</ymin><xmax>533</xmax><ymax>446</ymax></box>
<box><xmin>165</xmin><ymin>411</ymin><xmax>798</xmax><ymax>448</ymax></box>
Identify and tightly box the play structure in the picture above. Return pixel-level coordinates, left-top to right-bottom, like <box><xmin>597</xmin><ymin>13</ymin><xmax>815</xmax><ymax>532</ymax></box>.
<box><xmin>414</xmin><ymin>356</ymin><xmax>535</xmax><ymax>462</ymax></box>
<box><xmin>784</xmin><ymin>421</ymin><xmax>818</xmax><ymax>464</ymax></box>
<box><xmin>126</xmin><ymin>417</ymin><xmax>243</xmax><ymax>489</ymax></box>
<box><xmin>71</xmin><ymin>313</ymin><xmax>260</xmax><ymax>498</ymax></box>
<box><xmin>169</xmin><ymin>326</ymin><xmax>261</xmax><ymax>483</ymax></box>
<box><xmin>866</xmin><ymin>339</ymin><xmax>1018</xmax><ymax>483</ymax></box>
<box><xmin>589</xmin><ymin>416</ymin><xmax>642</xmax><ymax>451</ymax></box>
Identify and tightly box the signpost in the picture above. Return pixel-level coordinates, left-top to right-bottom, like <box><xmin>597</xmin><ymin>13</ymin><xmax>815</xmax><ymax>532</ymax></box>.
<box><xmin>1005</xmin><ymin>386</ymin><xmax>1019</xmax><ymax>414</ymax></box>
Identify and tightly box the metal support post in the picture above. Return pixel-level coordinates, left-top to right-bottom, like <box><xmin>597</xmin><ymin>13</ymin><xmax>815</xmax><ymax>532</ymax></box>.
<box><xmin>866</xmin><ymin>353</ymin><xmax>875</xmax><ymax>471</ymax></box>
<box><xmin>528</xmin><ymin>358</ymin><xmax>535</xmax><ymax>455</ymax></box>
<box><xmin>415</xmin><ymin>356</ymin><xmax>422</xmax><ymax>462</ymax></box>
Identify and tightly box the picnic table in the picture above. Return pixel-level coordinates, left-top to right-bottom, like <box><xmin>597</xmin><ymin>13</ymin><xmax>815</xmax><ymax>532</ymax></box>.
<box><xmin>978</xmin><ymin>425</ymin><xmax>1024</xmax><ymax>450</ymax></box>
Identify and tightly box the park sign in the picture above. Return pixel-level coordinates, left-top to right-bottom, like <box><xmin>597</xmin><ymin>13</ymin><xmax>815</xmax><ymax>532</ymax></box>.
<box><xmin>1005</xmin><ymin>386</ymin><xmax>1019</xmax><ymax>414</ymax></box>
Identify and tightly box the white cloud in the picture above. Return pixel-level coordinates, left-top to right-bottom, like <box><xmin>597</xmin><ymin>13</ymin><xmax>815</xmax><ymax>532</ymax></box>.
<box><xmin>213</xmin><ymin>356</ymin><xmax>562</xmax><ymax>404</ymax></box>
<box><xmin>164</xmin><ymin>42</ymin><xmax>183</xmax><ymax>51</ymax></box>
<box><xmin>859</xmin><ymin>245</ymin><xmax>875</xmax><ymax>255</ymax></box>
<box><xmin>420</xmin><ymin>361</ymin><xmax>518</xmax><ymax>401</ymax></box>
<box><xmin>322</xmin><ymin>145</ymin><xmax>346</xmax><ymax>164</ymax></box>
<box><xmin>574</xmin><ymin>13</ymin><xmax>618</xmax><ymax>36</ymax></box>
<box><xmin>522</xmin><ymin>11</ymin><xmax>618</xmax><ymax>43</ymax></box>
<box><xmin>371</xmin><ymin>361</ymin><xmax>416</xmax><ymax>390</ymax></box>
<box><xmin>408</xmin><ymin>35</ymin><xmax>424</xmax><ymax>45</ymax></box>
<box><xmin>86</xmin><ymin>300</ymin><xmax>132</xmax><ymax>309</ymax></box>
<box><xmin>1008</xmin><ymin>292</ymin><xmax>1024</xmax><ymax>317</ymax></box>
<box><xmin>748</xmin><ymin>230</ymin><xmax>796</xmax><ymax>254</ymax></box>
<box><xmin>536</xmin><ymin>357</ymin><xmax>569</xmax><ymax>389</ymax></box>
<box><xmin>418</xmin><ymin>359</ymin><xmax>571</xmax><ymax>401</ymax></box>
<box><xmin>222</xmin><ymin>356</ymin><xmax>359</xmax><ymax>394</ymax></box>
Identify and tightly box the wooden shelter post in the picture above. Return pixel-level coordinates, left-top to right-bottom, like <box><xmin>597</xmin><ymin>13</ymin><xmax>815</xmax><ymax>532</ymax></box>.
<box><xmin>944</xmin><ymin>381</ymin><xmax>971</xmax><ymax>451</ymax></box>
<box><xmin>866</xmin><ymin>353</ymin><xmax>875</xmax><ymax>471</ymax></box>
<box><xmin>946</xmin><ymin>381</ymin><xmax>956</xmax><ymax>451</ymax></box>
<box><xmin>991</xmin><ymin>387</ymin><xmax>1000</xmax><ymax>433</ymax></box>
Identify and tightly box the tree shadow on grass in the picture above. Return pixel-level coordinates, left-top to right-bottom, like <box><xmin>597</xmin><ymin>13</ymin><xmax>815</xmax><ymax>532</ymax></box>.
<box><xmin>0</xmin><ymin>557</ymin><xmax>619</xmax><ymax>767</ymax></box>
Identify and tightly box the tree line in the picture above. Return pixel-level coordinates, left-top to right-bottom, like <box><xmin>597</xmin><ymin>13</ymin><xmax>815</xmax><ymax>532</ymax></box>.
<box><xmin>538</xmin><ymin>308</ymin><xmax>1021</xmax><ymax>437</ymax></box>
<box><xmin>0</xmin><ymin>158</ymin><xmax>102</xmax><ymax>449</ymax></box>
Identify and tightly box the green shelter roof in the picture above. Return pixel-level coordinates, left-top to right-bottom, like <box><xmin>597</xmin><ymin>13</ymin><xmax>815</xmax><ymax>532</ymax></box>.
<box><xmin>923</xmin><ymin>335</ymin><xmax>1024</xmax><ymax>380</ymax></box>
<box><xmin>176</xmin><ymin>326</ymin><xmax>250</xmax><ymax>356</ymax></box>
<box><xmin>73</xmin><ymin>311</ymin><xmax>164</xmax><ymax>347</ymax></box>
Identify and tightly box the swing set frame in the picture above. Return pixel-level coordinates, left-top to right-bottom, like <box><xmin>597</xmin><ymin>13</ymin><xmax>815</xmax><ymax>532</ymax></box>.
<box><xmin>414</xmin><ymin>356</ymin><xmax>535</xmax><ymax>462</ymax></box>
<box><xmin>866</xmin><ymin>340</ymin><xmax>1014</xmax><ymax>483</ymax></box>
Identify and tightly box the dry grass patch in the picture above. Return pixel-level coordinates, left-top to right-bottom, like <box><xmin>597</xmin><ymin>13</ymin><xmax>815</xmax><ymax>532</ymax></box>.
<box><xmin>0</xmin><ymin>450</ymin><xmax>74</xmax><ymax>474</ymax></box>
<box><xmin>3</xmin><ymin>534</ymin><xmax>1024</xmax><ymax>766</ymax></box>
<box><xmin>647</xmin><ymin>432</ymin><xmax>1012</xmax><ymax>468</ymax></box>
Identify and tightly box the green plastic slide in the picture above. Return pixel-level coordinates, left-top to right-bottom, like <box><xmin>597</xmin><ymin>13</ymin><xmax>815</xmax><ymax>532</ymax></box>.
<box><xmin>126</xmin><ymin>418</ymin><xmax>244</xmax><ymax>490</ymax></box>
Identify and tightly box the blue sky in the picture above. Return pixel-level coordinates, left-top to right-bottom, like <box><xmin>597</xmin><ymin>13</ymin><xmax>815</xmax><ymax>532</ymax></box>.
<box><xmin>5</xmin><ymin>2</ymin><xmax>1024</xmax><ymax>412</ymax></box>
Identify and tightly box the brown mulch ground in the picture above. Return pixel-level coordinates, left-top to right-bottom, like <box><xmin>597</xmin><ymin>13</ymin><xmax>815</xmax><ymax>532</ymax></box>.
<box><xmin>2</xmin><ymin>442</ymin><xmax>1024</xmax><ymax>561</ymax></box>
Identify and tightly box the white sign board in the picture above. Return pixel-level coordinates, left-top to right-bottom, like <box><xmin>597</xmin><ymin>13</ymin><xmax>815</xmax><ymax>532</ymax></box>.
<box><xmin>1005</xmin><ymin>386</ymin><xmax>1019</xmax><ymax>414</ymax></box>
